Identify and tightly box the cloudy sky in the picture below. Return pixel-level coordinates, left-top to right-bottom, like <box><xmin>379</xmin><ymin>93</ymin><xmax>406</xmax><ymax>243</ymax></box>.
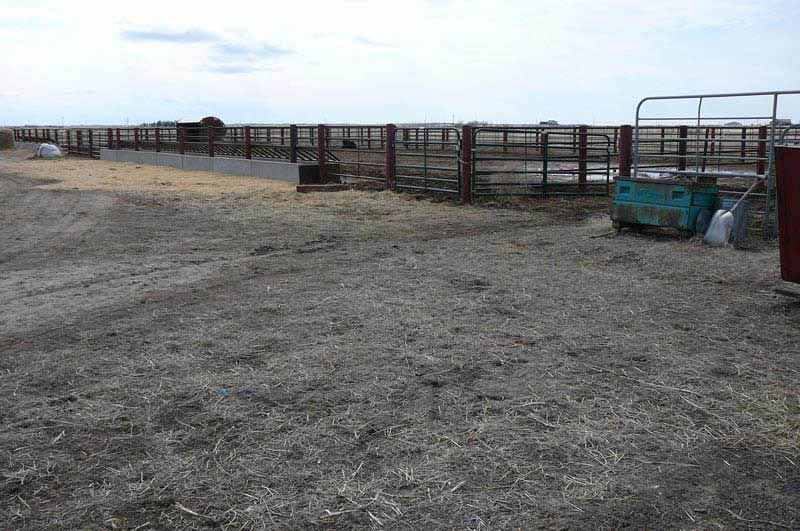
<box><xmin>2</xmin><ymin>0</ymin><xmax>800</xmax><ymax>126</ymax></box>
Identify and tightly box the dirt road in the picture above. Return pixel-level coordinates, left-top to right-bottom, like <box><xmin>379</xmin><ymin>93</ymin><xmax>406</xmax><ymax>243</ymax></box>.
<box><xmin>1</xmin><ymin>151</ymin><xmax>798</xmax><ymax>530</ymax></box>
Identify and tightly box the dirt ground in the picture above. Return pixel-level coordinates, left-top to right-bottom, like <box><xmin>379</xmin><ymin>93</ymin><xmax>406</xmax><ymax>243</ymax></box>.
<box><xmin>1</xmin><ymin>149</ymin><xmax>798</xmax><ymax>530</ymax></box>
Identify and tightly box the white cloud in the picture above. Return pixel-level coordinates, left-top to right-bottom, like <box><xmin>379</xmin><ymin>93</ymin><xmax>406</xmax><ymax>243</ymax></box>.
<box><xmin>0</xmin><ymin>0</ymin><xmax>798</xmax><ymax>124</ymax></box>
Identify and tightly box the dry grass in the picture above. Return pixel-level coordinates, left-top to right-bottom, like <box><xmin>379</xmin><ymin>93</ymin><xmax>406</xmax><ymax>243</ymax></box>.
<box><xmin>1</xmin><ymin>150</ymin><xmax>798</xmax><ymax>530</ymax></box>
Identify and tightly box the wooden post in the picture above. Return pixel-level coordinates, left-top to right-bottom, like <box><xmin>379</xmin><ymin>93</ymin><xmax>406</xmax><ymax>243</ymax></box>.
<box><xmin>503</xmin><ymin>130</ymin><xmax>508</xmax><ymax>154</ymax></box>
<box><xmin>66</xmin><ymin>130</ymin><xmax>71</xmax><ymax>154</ymax></box>
<box><xmin>289</xmin><ymin>124</ymin><xmax>298</xmax><ymax>163</ymax></box>
<box><xmin>244</xmin><ymin>126</ymin><xmax>252</xmax><ymax>159</ymax></box>
<box><xmin>134</xmin><ymin>128</ymin><xmax>140</xmax><ymax>151</ymax></box>
<box><xmin>88</xmin><ymin>129</ymin><xmax>94</xmax><ymax>157</ymax></box>
<box><xmin>460</xmin><ymin>125</ymin><xmax>473</xmax><ymax>204</ymax></box>
<box><xmin>317</xmin><ymin>124</ymin><xmax>327</xmax><ymax>182</ymax></box>
<box><xmin>618</xmin><ymin>125</ymin><xmax>633</xmax><ymax>178</ymax></box>
<box><xmin>385</xmin><ymin>123</ymin><xmax>396</xmax><ymax>190</ymax></box>
<box><xmin>208</xmin><ymin>126</ymin><xmax>215</xmax><ymax>157</ymax></box>
<box><xmin>659</xmin><ymin>127</ymin><xmax>665</xmax><ymax>155</ymax></box>
<box><xmin>107</xmin><ymin>128</ymin><xmax>113</xmax><ymax>150</ymax></box>
<box><xmin>115</xmin><ymin>128</ymin><xmax>121</xmax><ymax>150</ymax></box>
<box><xmin>155</xmin><ymin>128</ymin><xmax>161</xmax><ymax>152</ymax></box>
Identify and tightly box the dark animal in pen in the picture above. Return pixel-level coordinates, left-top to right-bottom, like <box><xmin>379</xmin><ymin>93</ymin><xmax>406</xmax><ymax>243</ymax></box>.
<box><xmin>177</xmin><ymin>116</ymin><xmax>227</xmax><ymax>142</ymax></box>
<box><xmin>342</xmin><ymin>139</ymin><xmax>358</xmax><ymax>149</ymax></box>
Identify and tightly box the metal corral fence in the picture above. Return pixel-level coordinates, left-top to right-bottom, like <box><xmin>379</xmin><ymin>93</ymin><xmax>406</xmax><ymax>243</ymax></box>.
<box><xmin>12</xmin><ymin>122</ymin><xmax>800</xmax><ymax>206</ymax></box>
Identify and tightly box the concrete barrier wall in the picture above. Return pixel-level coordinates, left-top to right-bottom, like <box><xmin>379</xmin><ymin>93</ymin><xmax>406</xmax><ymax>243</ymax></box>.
<box><xmin>100</xmin><ymin>149</ymin><xmax>317</xmax><ymax>183</ymax></box>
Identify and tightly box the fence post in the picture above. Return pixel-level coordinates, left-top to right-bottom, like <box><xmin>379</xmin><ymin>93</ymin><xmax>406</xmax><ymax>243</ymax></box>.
<box><xmin>134</xmin><ymin>128</ymin><xmax>140</xmax><ymax>151</ymax></box>
<box><xmin>572</xmin><ymin>127</ymin><xmax>578</xmax><ymax>154</ymax></box>
<box><xmin>54</xmin><ymin>129</ymin><xmax>59</xmax><ymax>145</ymax></box>
<box><xmin>76</xmin><ymin>130</ymin><xmax>83</xmax><ymax>156</ymax></box>
<box><xmin>317</xmin><ymin>124</ymin><xmax>327</xmax><ymax>182</ymax></box>
<box><xmin>757</xmin><ymin>125</ymin><xmax>767</xmax><ymax>175</ymax></box>
<box><xmin>740</xmin><ymin>127</ymin><xmax>747</xmax><ymax>162</ymax></box>
<box><xmin>107</xmin><ymin>128</ymin><xmax>113</xmax><ymax>150</ymax></box>
<box><xmin>659</xmin><ymin>127</ymin><xmax>665</xmax><ymax>155</ymax></box>
<box><xmin>385</xmin><ymin>123</ymin><xmax>396</xmax><ymax>190</ymax></box>
<box><xmin>677</xmin><ymin>125</ymin><xmax>688</xmax><ymax>171</ymax></box>
<box><xmin>460</xmin><ymin>125</ymin><xmax>472</xmax><ymax>204</ymax></box>
<box><xmin>618</xmin><ymin>125</ymin><xmax>632</xmax><ymax>178</ymax></box>
<box><xmin>88</xmin><ymin>129</ymin><xmax>94</xmax><ymax>158</ymax></box>
<box><xmin>289</xmin><ymin>124</ymin><xmax>298</xmax><ymax>163</ymax></box>
<box><xmin>578</xmin><ymin>125</ymin><xmax>588</xmax><ymax>191</ymax></box>
<box><xmin>178</xmin><ymin>127</ymin><xmax>186</xmax><ymax>155</ymax></box>
<box><xmin>503</xmin><ymin>130</ymin><xmax>508</xmax><ymax>154</ymax></box>
<box><xmin>612</xmin><ymin>127</ymin><xmax>618</xmax><ymax>155</ymax></box>
<box><xmin>244</xmin><ymin>126</ymin><xmax>252</xmax><ymax>159</ymax></box>
<box><xmin>208</xmin><ymin>126</ymin><xmax>215</xmax><ymax>157</ymax></box>
<box><xmin>66</xmin><ymin>130</ymin><xmax>71</xmax><ymax>154</ymax></box>
<box><xmin>542</xmin><ymin>132</ymin><xmax>549</xmax><ymax>196</ymax></box>
<box><xmin>154</xmin><ymin>128</ymin><xmax>161</xmax><ymax>152</ymax></box>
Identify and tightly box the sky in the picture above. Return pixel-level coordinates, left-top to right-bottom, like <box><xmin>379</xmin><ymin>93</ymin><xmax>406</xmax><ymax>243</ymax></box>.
<box><xmin>1</xmin><ymin>0</ymin><xmax>800</xmax><ymax>126</ymax></box>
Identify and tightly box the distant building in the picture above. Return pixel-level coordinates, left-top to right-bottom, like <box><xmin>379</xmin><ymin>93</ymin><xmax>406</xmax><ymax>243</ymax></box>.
<box><xmin>773</xmin><ymin>118</ymin><xmax>792</xmax><ymax>126</ymax></box>
<box><xmin>539</xmin><ymin>120</ymin><xmax>559</xmax><ymax>125</ymax></box>
<box><xmin>725</xmin><ymin>121</ymin><xmax>743</xmax><ymax>127</ymax></box>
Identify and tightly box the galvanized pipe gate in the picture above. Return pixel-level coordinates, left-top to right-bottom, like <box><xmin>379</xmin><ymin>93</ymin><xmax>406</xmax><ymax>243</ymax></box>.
<box><xmin>634</xmin><ymin>90</ymin><xmax>800</xmax><ymax>239</ymax></box>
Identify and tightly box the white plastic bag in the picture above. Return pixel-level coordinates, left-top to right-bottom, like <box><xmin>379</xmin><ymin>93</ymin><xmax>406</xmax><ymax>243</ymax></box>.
<box><xmin>36</xmin><ymin>143</ymin><xmax>62</xmax><ymax>159</ymax></box>
<box><xmin>703</xmin><ymin>210</ymin><xmax>734</xmax><ymax>247</ymax></box>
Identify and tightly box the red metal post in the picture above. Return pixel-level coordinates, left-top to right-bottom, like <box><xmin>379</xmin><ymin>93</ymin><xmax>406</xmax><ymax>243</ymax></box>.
<box><xmin>578</xmin><ymin>125</ymin><xmax>588</xmax><ymax>190</ymax></box>
<box><xmin>740</xmin><ymin>127</ymin><xmax>747</xmax><ymax>162</ymax></box>
<box><xmin>317</xmin><ymin>124</ymin><xmax>327</xmax><ymax>182</ymax></box>
<box><xmin>178</xmin><ymin>127</ymin><xmax>186</xmax><ymax>155</ymax></box>
<box><xmin>244</xmin><ymin>126</ymin><xmax>252</xmax><ymax>159</ymax></box>
<box><xmin>88</xmin><ymin>129</ymin><xmax>93</xmax><ymax>157</ymax></box>
<box><xmin>107</xmin><ymin>128</ymin><xmax>113</xmax><ymax>150</ymax></box>
<box><xmin>618</xmin><ymin>125</ymin><xmax>633</xmax><ymax>178</ymax></box>
<box><xmin>572</xmin><ymin>127</ymin><xmax>578</xmax><ymax>154</ymax></box>
<box><xmin>613</xmin><ymin>127</ymin><xmax>618</xmax><ymax>154</ymax></box>
<box><xmin>775</xmin><ymin>146</ymin><xmax>800</xmax><ymax>282</ymax></box>
<box><xmin>677</xmin><ymin>125</ymin><xmax>688</xmax><ymax>171</ymax></box>
<box><xmin>757</xmin><ymin>125</ymin><xmax>767</xmax><ymax>175</ymax></box>
<box><xmin>134</xmin><ymin>128</ymin><xmax>140</xmax><ymax>151</ymax></box>
<box><xmin>155</xmin><ymin>128</ymin><xmax>161</xmax><ymax>152</ymax></box>
<box><xmin>289</xmin><ymin>124</ymin><xmax>298</xmax><ymax>163</ymax></box>
<box><xmin>385</xmin><ymin>123</ymin><xmax>396</xmax><ymax>190</ymax></box>
<box><xmin>208</xmin><ymin>126</ymin><xmax>215</xmax><ymax>157</ymax></box>
<box><xmin>460</xmin><ymin>125</ymin><xmax>473</xmax><ymax>204</ymax></box>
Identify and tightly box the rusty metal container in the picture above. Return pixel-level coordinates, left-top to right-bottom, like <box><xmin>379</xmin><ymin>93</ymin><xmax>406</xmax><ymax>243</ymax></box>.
<box><xmin>612</xmin><ymin>177</ymin><xmax>719</xmax><ymax>234</ymax></box>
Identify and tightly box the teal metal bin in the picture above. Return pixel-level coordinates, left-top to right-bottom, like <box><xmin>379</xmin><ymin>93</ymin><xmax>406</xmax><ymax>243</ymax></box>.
<box><xmin>612</xmin><ymin>177</ymin><xmax>719</xmax><ymax>234</ymax></box>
